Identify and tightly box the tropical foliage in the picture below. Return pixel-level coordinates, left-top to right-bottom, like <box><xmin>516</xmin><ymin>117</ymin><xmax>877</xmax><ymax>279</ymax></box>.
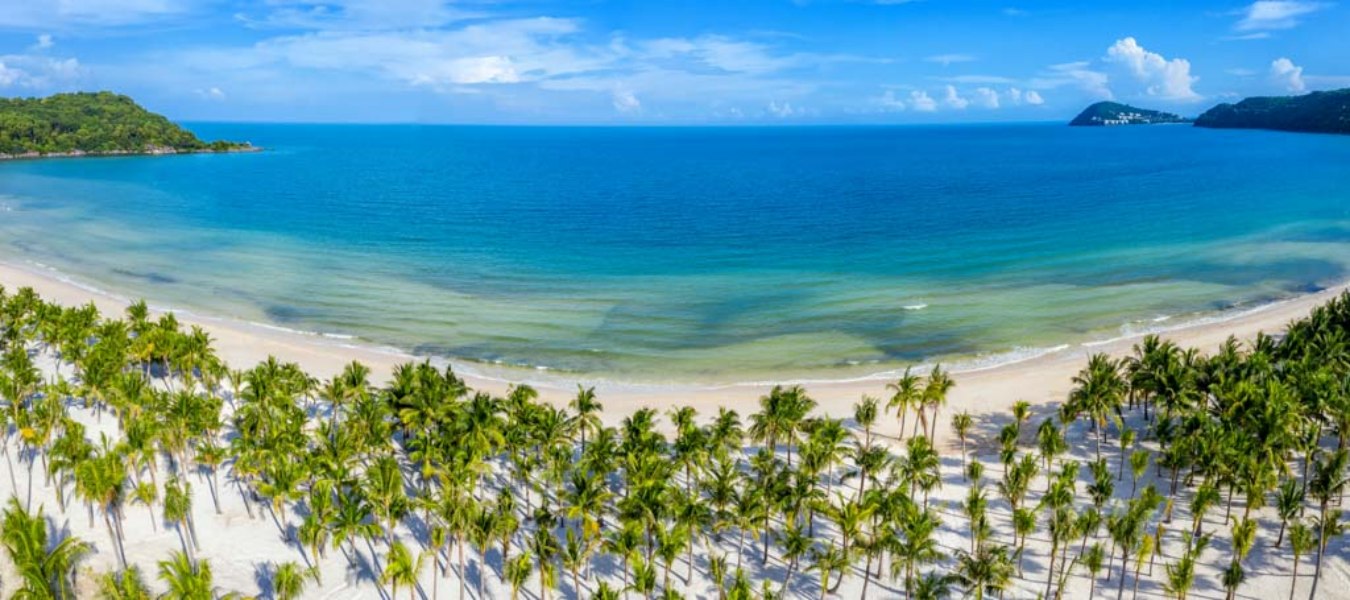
<box><xmin>0</xmin><ymin>92</ymin><xmax>251</xmax><ymax>156</ymax></box>
<box><xmin>0</xmin><ymin>285</ymin><xmax>1348</xmax><ymax>599</ymax></box>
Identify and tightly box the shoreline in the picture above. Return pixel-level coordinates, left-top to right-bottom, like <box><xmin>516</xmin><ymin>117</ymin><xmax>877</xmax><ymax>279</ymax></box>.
<box><xmin>2</xmin><ymin>257</ymin><xmax>1345</xmax><ymax>437</ymax></box>
<box><xmin>0</xmin><ymin>145</ymin><xmax>260</xmax><ymax>162</ymax></box>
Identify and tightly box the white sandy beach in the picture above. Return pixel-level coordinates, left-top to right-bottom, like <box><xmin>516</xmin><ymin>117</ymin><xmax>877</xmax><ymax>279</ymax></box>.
<box><xmin>1</xmin><ymin>259</ymin><xmax>1349</xmax><ymax>599</ymax></box>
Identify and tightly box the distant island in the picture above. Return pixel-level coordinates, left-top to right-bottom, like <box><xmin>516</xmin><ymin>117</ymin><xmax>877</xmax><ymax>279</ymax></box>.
<box><xmin>1070</xmin><ymin>88</ymin><xmax>1350</xmax><ymax>135</ymax></box>
<box><xmin>1195</xmin><ymin>88</ymin><xmax>1350</xmax><ymax>134</ymax></box>
<box><xmin>1068</xmin><ymin>101</ymin><xmax>1190</xmax><ymax>126</ymax></box>
<box><xmin>0</xmin><ymin>91</ymin><xmax>255</xmax><ymax>159</ymax></box>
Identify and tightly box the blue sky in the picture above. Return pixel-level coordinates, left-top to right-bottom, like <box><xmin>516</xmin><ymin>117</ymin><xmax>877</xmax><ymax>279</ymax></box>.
<box><xmin>0</xmin><ymin>0</ymin><xmax>1346</xmax><ymax>124</ymax></box>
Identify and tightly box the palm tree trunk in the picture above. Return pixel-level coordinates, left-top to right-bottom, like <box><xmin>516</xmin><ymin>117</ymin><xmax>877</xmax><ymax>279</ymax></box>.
<box><xmin>1045</xmin><ymin>540</ymin><xmax>1058</xmax><ymax>600</ymax></box>
<box><xmin>1117</xmin><ymin>549</ymin><xmax>1129</xmax><ymax>600</ymax></box>
<box><xmin>1289</xmin><ymin>553</ymin><xmax>1300</xmax><ymax>600</ymax></box>
<box><xmin>1310</xmin><ymin>505</ymin><xmax>1327</xmax><ymax>600</ymax></box>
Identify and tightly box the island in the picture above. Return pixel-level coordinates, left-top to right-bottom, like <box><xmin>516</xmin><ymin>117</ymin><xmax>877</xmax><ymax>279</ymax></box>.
<box><xmin>0</xmin><ymin>91</ymin><xmax>255</xmax><ymax>159</ymax></box>
<box><xmin>1194</xmin><ymin>88</ymin><xmax>1350</xmax><ymax>134</ymax></box>
<box><xmin>1068</xmin><ymin>101</ymin><xmax>1190</xmax><ymax>126</ymax></box>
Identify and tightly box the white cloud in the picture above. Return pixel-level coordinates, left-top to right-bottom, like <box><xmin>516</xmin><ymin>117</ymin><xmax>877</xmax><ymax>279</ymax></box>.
<box><xmin>925</xmin><ymin>53</ymin><xmax>976</xmax><ymax>67</ymax></box>
<box><xmin>972</xmin><ymin>87</ymin><xmax>1000</xmax><ymax>108</ymax></box>
<box><xmin>937</xmin><ymin>74</ymin><xmax>1016</xmax><ymax>85</ymax></box>
<box><xmin>612</xmin><ymin>89</ymin><xmax>641</xmax><ymax>113</ymax></box>
<box><xmin>237</xmin><ymin>0</ymin><xmax>484</xmax><ymax>31</ymax></box>
<box><xmin>1024</xmin><ymin>90</ymin><xmax>1044</xmax><ymax>105</ymax></box>
<box><xmin>1036</xmin><ymin>61</ymin><xmax>1112</xmax><ymax>99</ymax></box>
<box><xmin>1236</xmin><ymin>1</ymin><xmax>1328</xmax><ymax>31</ymax></box>
<box><xmin>33</xmin><ymin>34</ymin><xmax>54</xmax><ymax>50</ymax></box>
<box><xmin>766</xmin><ymin>100</ymin><xmax>802</xmax><ymax>117</ymax></box>
<box><xmin>1104</xmin><ymin>37</ymin><xmax>1200</xmax><ymax>101</ymax></box>
<box><xmin>1270</xmin><ymin>57</ymin><xmax>1306</xmax><ymax>92</ymax></box>
<box><xmin>0</xmin><ymin>52</ymin><xmax>82</xmax><ymax>89</ymax></box>
<box><xmin>941</xmin><ymin>85</ymin><xmax>969</xmax><ymax>109</ymax></box>
<box><xmin>871</xmin><ymin>89</ymin><xmax>907</xmax><ymax>112</ymax></box>
<box><xmin>195</xmin><ymin>86</ymin><xmax>226</xmax><ymax>100</ymax></box>
<box><xmin>908</xmin><ymin>90</ymin><xmax>937</xmax><ymax>112</ymax></box>
<box><xmin>0</xmin><ymin>0</ymin><xmax>192</xmax><ymax>28</ymax></box>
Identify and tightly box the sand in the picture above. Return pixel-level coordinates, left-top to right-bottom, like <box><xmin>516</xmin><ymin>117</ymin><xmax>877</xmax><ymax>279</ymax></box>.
<box><xmin>1</xmin><ymin>259</ymin><xmax>1348</xmax><ymax>599</ymax></box>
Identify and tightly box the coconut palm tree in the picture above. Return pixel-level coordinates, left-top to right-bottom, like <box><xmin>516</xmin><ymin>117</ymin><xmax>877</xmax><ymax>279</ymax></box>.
<box><xmin>271</xmin><ymin>561</ymin><xmax>308</xmax><ymax>600</ymax></box>
<box><xmin>382</xmin><ymin>540</ymin><xmax>424</xmax><ymax>600</ymax></box>
<box><xmin>951</xmin><ymin>411</ymin><xmax>973</xmax><ymax>475</ymax></box>
<box><xmin>886</xmin><ymin>368</ymin><xmax>923</xmax><ymax>441</ymax></box>
<box><xmin>1307</xmin><ymin>449</ymin><xmax>1348</xmax><ymax>600</ymax></box>
<box><xmin>1287</xmin><ymin>521</ymin><xmax>1314</xmax><ymax>600</ymax></box>
<box><xmin>158</xmin><ymin>550</ymin><xmax>214</xmax><ymax>600</ymax></box>
<box><xmin>1</xmin><ymin>497</ymin><xmax>90</xmax><ymax>599</ymax></box>
<box><xmin>97</xmin><ymin>565</ymin><xmax>152</xmax><ymax>600</ymax></box>
<box><xmin>954</xmin><ymin>544</ymin><xmax>1014</xmax><ymax>600</ymax></box>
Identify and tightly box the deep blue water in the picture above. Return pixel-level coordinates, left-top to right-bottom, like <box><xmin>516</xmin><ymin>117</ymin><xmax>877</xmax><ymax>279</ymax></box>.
<box><xmin>1</xmin><ymin>123</ymin><xmax>1348</xmax><ymax>381</ymax></box>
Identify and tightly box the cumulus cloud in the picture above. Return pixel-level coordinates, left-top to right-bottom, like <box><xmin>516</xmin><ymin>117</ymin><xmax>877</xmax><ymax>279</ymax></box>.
<box><xmin>1270</xmin><ymin>57</ymin><xmax>1306</xmax><ymax>92</ymax></box>
<box><xmin>33</xmin><ymin>34</ymin><xmax>54</xmax><ymax>50</ymax></box>
<box><xmin>0</xmin><ymin>53</ymin><xmax>82</xmax><ymax>88</ymax></box>
<box><xmin>972</xmin><ymin>87</ymin><xmax>1000</xmax><ymax>108</ymax></box>
<box><xmin>1024</xmin><ymin>90</ymin><xmax>1044</xmax><ymax>105</ymax></box>
<box><xmin>908</xmin><ymin>90</ymin><xmax>937</xmax><ymax>112</ymax></box>
<box><xmin>766</xmin><ymin>100</ymin><xmax>802</xmax><ymax>117</ymax></box>
<box><xmin>1236</xmin><ymin>1</ymin><xmax>1328</xmax><ymax>31</ymax></box>
<box><xmin>1104</xmin><ymin>37</ymin><xmax>1200</xmax><ymax>101</ymax></box>
<box><xmin>872</xmin><ymin>89</ymin><xmax>907</xmax><ymax>112</ymax></box>
<box><xmin>612</xmin><ymin>89</ymin><xmax>641</xmax><ymax>113</ymax></box>
<box><xmin>941</xmin><ymin>85</ymin><xmax>969</xmax><ymax>109</ymax></box>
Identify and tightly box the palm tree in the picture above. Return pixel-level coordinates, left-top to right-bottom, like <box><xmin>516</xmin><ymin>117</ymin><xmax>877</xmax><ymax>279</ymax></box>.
<box><xmin>1163</xmin><ymin>533</ymin><xmax>1210</xmax><ymax>600</ymax></box>
<box><xmin>382</xmin><ymin>540</ymin><xmax>424</xmax><ymax>600</ymax></box>
<box><xmin>951</xmin><ymin>411</ymin><xmax>973</xmax><ymax>475</ymax></box>
<box><xmin>886</xmin><ymin>368</ymin><xmax>923</xmax><ymax>441</ymax></box>
<box><xmin>1082</xmin><ymin>543</ymin><xmax>1106</xmax><ymax>599</ymax></box>
<box><xmin>1067</xmin><ymin>354</ymin><xmax>1126</xmax><ymax>460</ymax></box>
<box><xmin>910</xmin><ymin>571</ymin><xmax>953</xmax><ymax>600</ymax></box>
<box><xmin>164</xmin><ymin>475</ymin><xmax>196</xmax><ymax>562</ymax></box>
<box><xmin>271</xmin><ymin>561</ymin><xmax>308</xmax><ymax>600</ymax></box>
<box><xmin>505</xmin><ymin>552</ymin><xmax>534</xmax><ymax>600</ymax></box>
<box><xmin>1307</xmin><ymin>449</ymin><xmax>1348</xmax><ymax>600</ymax></box>
<box><xmin>97</xmin><ymin>565</ymin><xmax>152</xmax><ymax>600</ymax></box>
<box><xmin>892</xmin><ymin>506</ymin><xmax>944</xmax><ymax>596</ymax></box>
<box><xmin>571</xmin><ymin>385</ymin><xmax>602</xmax><ymax>451</ymax></box>
<box><xmin>158</xmin><ymin>550</ymin><xmax>214</xmax><ymax>600</ymax></box>
<box><xmin>807</xmin><ymin>542</ymin><xmax>849</xmax><ymax>600</ymax></box>
<box><xmin>1</xmin><ymin>497</ymin><xmax>90</xmax><ymax>599</ymax></box>
<box><xmin>954</xmin><ymin>544</ymin><xmax>1014</xmax><ymax>600</ymax></box>
<box><xmin>1288</xmin><ymin>521</ymin><xmax>1314</xmax><ymax>600</ymax></box>
<box><xmin>921</xmin><ymin>365</ymin><xmax>954</xmax><ymax>440</ymax></box>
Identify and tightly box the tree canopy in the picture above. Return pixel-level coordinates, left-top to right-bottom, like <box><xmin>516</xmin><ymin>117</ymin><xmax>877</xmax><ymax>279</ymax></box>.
<box><xmin>0</xmin><ymin>91</ymin><xmax>251</xmax><ymax>156</ymax></box>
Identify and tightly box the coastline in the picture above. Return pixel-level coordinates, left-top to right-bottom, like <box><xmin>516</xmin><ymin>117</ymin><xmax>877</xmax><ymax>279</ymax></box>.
<box><xmin>2</xmin><ymin>257</ymin><xmax>1345</xmax><ymax>439</ymax></box>
<box><xmin>0</xmin><ymin>145</ymin><xmax>260</xmax><ymax>161</ymax></box>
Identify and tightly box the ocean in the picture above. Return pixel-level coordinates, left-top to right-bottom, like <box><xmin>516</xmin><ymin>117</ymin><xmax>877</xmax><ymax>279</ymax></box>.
<box><xmin>1</xmin><ymin>123</ymin><xmax>1348</xmax><ymax>383</ymax></box>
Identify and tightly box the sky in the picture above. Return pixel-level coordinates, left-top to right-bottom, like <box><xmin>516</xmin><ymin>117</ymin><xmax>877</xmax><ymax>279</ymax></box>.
<box><xmin>0</xmin><ymin>0</ymin><xmax>1347</xmax><ymax>124</ymax></box>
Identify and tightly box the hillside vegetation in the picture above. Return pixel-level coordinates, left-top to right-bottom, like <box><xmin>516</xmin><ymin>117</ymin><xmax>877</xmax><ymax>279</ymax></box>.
<box><xmin>1195</xmin><ymin>89</ymin><xmax>1350</xmax><ymax>134</ymax></box>
<box><xmin>0</xmin><ymin>91</ymin><xmax>251</xmax><ymax>156</ymax></box>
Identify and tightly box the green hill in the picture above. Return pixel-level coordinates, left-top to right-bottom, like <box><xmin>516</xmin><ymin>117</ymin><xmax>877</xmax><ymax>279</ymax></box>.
<box><xmin>0</xmin><ymin>91</ymin><xmax>253</xmax><ymax>157</ymax></box>
<box><xmin>1069</xmin><ymin>101</ymin><xmax>1189</xmax><ymax>126</ymax></box>
<box><xmin>1194</xmin><ymin>88</ymin><xmax>1350</xmax><ymax>134</ymax></box>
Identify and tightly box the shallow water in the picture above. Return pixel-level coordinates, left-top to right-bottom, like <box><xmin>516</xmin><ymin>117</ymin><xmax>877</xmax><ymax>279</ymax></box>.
<box><xmin>1</xmin><ymin>123</ymin><xmax>1348</xmax><ymax>382</ymax></box>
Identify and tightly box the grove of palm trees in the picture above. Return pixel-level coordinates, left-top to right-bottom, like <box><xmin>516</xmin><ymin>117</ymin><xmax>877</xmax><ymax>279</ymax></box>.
<box><xmin>1</xmin><ymin>282</ymin><xmax>1349</xmax><ymax>599</ymax></box>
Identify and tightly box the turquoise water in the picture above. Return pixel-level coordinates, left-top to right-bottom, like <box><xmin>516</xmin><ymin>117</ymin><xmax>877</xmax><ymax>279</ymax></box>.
<box><xmin>1</xmin><ymin>123</ymin><xmax>1348</xmax><ymax>382</ymax></box>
